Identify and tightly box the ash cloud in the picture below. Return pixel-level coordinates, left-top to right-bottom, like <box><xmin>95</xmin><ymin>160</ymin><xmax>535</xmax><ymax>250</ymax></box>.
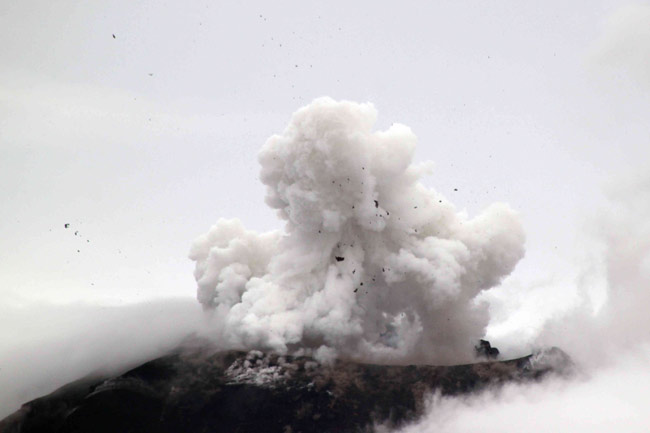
<box><xmin>190</xmin><ymin>98</ymin><xmax>525</xmax><ymax>364</ymax></box>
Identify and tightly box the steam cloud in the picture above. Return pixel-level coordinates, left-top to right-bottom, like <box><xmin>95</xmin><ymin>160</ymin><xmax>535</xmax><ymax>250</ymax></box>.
<box><xmin>190</xmin><ymin>98</ymin><xmax>525</xmax><ymax>364</ymax></box>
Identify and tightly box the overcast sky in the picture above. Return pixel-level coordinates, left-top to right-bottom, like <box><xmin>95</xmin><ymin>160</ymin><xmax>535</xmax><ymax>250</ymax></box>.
<box><xmin>1</xmin><ymin>0</ymin><xmax>649</xmax><ymax>307</ymax></box>
<box><xmin>2</xmin><ymin>0</ymin><xmax>650</xmax><ymax>424</ymax></box>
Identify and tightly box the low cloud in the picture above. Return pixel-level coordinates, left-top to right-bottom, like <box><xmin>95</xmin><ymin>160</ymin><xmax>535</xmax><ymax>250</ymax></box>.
<box><xmin>0</xmin><ymin>298</ymin><xmax>203</xmax><ymax>419</ymax></box>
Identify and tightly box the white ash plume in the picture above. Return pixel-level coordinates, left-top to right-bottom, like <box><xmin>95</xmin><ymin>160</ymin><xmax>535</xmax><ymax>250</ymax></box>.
<box><xmin>190</xmin><ymin>98</ymin><xmax>524</xmax><ymax>364</ymax></box>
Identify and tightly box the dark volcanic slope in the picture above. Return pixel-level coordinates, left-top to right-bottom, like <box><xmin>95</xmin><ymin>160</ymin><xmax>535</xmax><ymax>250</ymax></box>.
<box><xmin>0</xmin><ymin>343</ymin><xmax>571</xmax><ymax>433</ymax></box>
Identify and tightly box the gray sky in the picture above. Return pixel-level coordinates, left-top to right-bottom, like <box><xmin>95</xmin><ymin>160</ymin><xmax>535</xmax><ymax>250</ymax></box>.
<box><xmin>1</xmin><ymin>0</ymin><xmax>649</xmax><ymax>307</ymax></box>
<box><xmin>2</xmin><ymin>0</ymin><xmax>650</xmax><ymax>424</ymax></box>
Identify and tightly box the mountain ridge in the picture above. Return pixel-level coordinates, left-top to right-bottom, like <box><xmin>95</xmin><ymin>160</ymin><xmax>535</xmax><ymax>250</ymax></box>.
<box><xmin>0</xmin><ymin>339</ymin><xmax>572</xmax><ymax>433</ymax></box>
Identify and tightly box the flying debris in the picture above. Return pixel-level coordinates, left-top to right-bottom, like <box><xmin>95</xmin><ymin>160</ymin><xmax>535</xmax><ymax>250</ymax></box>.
<box><xmin>335</xmin><ymin>256</ymin><xmax>345</xmax><ymax>262</ymax></box>
<box><xmin>112</xmin><ymin>34</ymin><xmax>115</xmax><ymax>39</ymax></box>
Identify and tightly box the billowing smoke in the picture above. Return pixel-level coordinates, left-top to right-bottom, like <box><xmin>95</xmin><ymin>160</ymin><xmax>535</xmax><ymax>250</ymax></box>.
<box><xmin>190</xmin><ymin>98</ymin><xmax>525</xmax><ymax>364</ymax></box>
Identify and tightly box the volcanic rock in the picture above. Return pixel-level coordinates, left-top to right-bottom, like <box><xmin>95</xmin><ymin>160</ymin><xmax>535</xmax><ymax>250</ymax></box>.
<box><xmin>475</xmin><ymin>339</ymin><xmax>500</xmax><ymax>360</ymax></box>
<box><xmin>0</xmin><ymin>340</ymin><xmax>572</xmax><ymax>433</ymax></box>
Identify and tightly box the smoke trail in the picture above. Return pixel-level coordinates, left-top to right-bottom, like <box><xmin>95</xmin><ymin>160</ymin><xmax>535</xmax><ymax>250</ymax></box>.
<box><xmin>531</xmin><ymin>171</ymin><xmax>650</xmax><ymax>367</ymax></box>
<box><xmin>190</xmin><ymin>98</ymin><xmax>524</xmax><ymax>364</ymax></box>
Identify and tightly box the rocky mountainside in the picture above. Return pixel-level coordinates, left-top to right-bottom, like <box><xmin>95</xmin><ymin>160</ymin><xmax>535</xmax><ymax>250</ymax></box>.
<box><xmin>0</xmin><ymin>340</ymin><xmax>572</xmax><ymax>433</ymax></box>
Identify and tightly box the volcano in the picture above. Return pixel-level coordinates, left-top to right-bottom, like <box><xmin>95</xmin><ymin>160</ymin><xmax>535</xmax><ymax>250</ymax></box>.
<box><xmin>0</xmin><ymin>338</ymin><xmax>571</xmax><ymax>433</ymax></box>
